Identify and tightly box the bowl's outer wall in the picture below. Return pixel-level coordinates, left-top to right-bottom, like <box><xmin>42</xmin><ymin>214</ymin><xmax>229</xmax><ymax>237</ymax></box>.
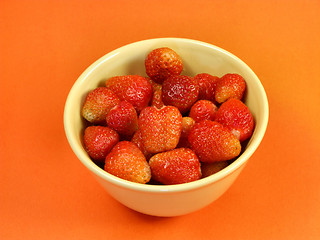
<box><xmin>93</xmin><ymin>163</ymin><xmax>246</xmax><ymax>217</ymax></box>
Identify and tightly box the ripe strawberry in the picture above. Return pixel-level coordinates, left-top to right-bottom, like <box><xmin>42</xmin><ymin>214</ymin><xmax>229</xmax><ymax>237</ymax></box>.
<box><xmin>201</xmin><ymin>161</ymin><xmax>230</xmax><ymax>178</ymax></box>
<box><xmin>188</xmin><ymin>120</ymin><xmax>241</xmax><ymax>162</ymax></box>
<box><xmin>106</xmin><ymin>101</ymin><xmax>138</xmax><ymax>138</ymax></box>
<box><xmin>138</xmin><ymin>106</ymin><xmax>182</xmax><ymax>154</ymax></box>
<box><xmin>147</xmin><ymin>77</ymin><xmax>165</xmax><ymax>109</ymax></box>
<box><xmin>104</xmin><ymin>141</ymin><xmax>151</xmax><ymax>184</ymax></box>
<box><xmin>151</xmin><ymin>86</ymin><xmax>165</xmax><ymax>109</ymax></box>
<box><xmin>162</xmin><ymin>75</ymin><xmax>199</xmax><ymax>114</ymax></box>
<box><xmin>145</xmin><ymin>47</ymin><xmax>183</xmax><ymax>84</ymax></box>
<box><xmin>215</xmin><ymin>98</ymin><xmax>254</xmax><ymax>142</ymax></box>
<box><xmin>194</xmin><ymin>73</ymin><xmax>219</xmax><ymax>102</ymax></box>
<box><xmin>149</xmin><ymin>148</ymin><xmax>201</xmax><ymax>185</ymax></box>
<box><xmin>83</xmin><ymin>126</ymin><xmax>119</xmax><ymax>162</ymax></box>
<box><xmin>215</xmin><ymin>73</ymin><xmax>246</xmax><ymax>103</ymax></box>
<box><xmin>177</xmin><ymin>116</ymin><xmax>195</xmax><ymax>148</ymax></box>
<box><xmin>131</xmin><ymin>129</ymin><xmax>153</xmax><ymax>160</ymax></box>
<box><xmin>82</xmin><ymin>87</ymin><xmax>120</xmax><ymax>124</ymax></box>
<box><xmin>105</xmin><ymin>75</ymin><xmax>153</xmax><ymax>112</ymax></box>
<box><xmin>189</xmin><ymin>100</ymin><xmax>218</xmax><ymax>123</ymax></box>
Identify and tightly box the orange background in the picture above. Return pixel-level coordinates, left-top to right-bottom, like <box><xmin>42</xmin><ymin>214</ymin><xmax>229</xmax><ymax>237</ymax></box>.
<box><xmin>1</xmin><ymin>0</ymin><xmax>320</xmax><ymax>239</ymax></box>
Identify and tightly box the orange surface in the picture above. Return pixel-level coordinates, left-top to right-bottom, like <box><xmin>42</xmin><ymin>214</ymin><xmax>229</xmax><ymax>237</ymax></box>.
<box><xmin>1</xmin><ymin>0</ymin><xmax>320</xmax><ymax>239</ymax></box>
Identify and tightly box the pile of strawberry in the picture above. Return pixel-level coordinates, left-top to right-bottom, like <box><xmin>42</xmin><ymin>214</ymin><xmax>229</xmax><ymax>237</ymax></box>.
<box><xmin>81</xmin><ymin>47</ymin><xmax>254</xmax><ymax>185</ymax></box>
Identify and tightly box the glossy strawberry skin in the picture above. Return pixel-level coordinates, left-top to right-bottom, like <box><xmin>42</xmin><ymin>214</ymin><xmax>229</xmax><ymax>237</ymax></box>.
<box><xmin>147</xmin><ymin>77</ymin><xmax>165</xmax><ymax>109</ymax></box>
<box><xmin>83</xmin><ymin>126</ymin><xmax>119</xmax><ymax>162</ymax></box>
<box><xmin>189</xmin><ymin>100</ymin><xmax>218</xmax><ymax>123</ymax></box>
<box><xmin>194</xmin><ymin>73</ymin><xmax>219</xmax><ymax>102</ymax></box>
<box><xmin>104</xmin><ymin>141</ymin><xmax>151</xmax><ymax>184</ymax></box>
<box><xmin>151</xmin><ymin>87</ymin><xmax>165</xmax><ymax>109</ymax></box>
<box><xmin>105</xmin><ymin>75</ymin><xmax>153</xmax><ymax>112</ymax></box>
<box><xmin>138</xmin><ymin>106</ymin><xmax>182</xmax><ymax>154</ymax></box>
<box><xmin>162</xmin><ymin>75</ymin><xmax>199</xmax><ymax>114</ymax></box>
<box><xmin>215</xmin><ymin>73</ymin><xmax>246</xmax><ymax>103</ymax></box>
<box><xmin>82</xmin><ymin>87</ymin><xmax>120</xmax><ymax>124</ymax></box>
<box><xmin>145</xmin><ymin>47</ymin><xmax>183</xmax><ymax>84</ymax></box>
<box><xmin>131</xmin><ymin>129</ymin><xmax>153</xmax><ymax>160</ymax></box>
<box><xmin>149</xmin><ymin>148</ymin><xmax>201</xmax><ymax>185</ymax></box>
<box><xmin>215</xmin><ymin>98</ymin><xmax>254</xmax><ymax>142</ymax></box>
<box><xmin>188</xmin><ymin>120</ymin><xmax>241</xmax><ymax>162</ymax></box>
<box><xmin>106</xmin><ymin>101</ymin><xmax>138</xmax><ymax>138</ymax></box>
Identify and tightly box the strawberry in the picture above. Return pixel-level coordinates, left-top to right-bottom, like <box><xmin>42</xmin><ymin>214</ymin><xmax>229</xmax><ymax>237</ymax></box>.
<box><xmin>149</xmin><ymin>148</ymin><xmax>201</xmax><ymax>185</ymax></box>
<box><xmin>162</xmin><ymin>75</ymin><xmax>199</xmax><ymax>114</ymax></box>
<box><xmin>177</xmin><ymin>116</ymin><xmax>195</xmax><ymax>148</ymax></box>
<box><xmin>189</xmin><ymin>100</ymin><xmax>218</xmax><ymax>123</ymax></box>
<box><xmin>105</xmin><ymin>75</ymin><xmax>153</xmax><ymax>112</ymax></box>
<box><xmin>83</xmin><ymin>126</ymin><xmax>119</xmax><ymax>162</ymax></box>
<box><xmin>194</xmin><ymin>73</ymin><xmax>219</xmax><ymax>102</ymax></box>
<box><xmin>147</xmin><ymin>77</ymin><xmax>165</xmax><ymax>109</ymax></box>
<box><xmin>215</xmin><ymin>98</ymin><xmax>254</xmax><ymax>142</ymax></box>
<box><xmin>145</xmin><ymin>47</ymin><xmax>183</xmax><ymax>84</ymax></box>
<box><xmin>104</xmin><ymin>141</ymin><xmax>151</xmax><ymax>184</ymax></box>
<box><xmin>138</xmin><ymin>106</ymin><xmax>182</xmax><ymax>154</ymax></box>
<box><xmin>201</xmin><ymin>161</ymin><xmax>230</xmax><ymax>178</ymax></box>
<box><xmin>81</xmin><ymin>87</ymin><xmax>120</xmax><ymax>124</ymax></box>
<box><xmin>131</xmin><ymin>129</ymin><xmax>153</xmax><ymax>160</ymax></box>
<box><xmin>151</xmin><ymin>86</ymin><xmax>165</xmax><ymax>109</ymax></box>
<box><xmin>106</xmin><ymin>101</ymin><xmax>138</xmax><ymax>138</ymax></box>
<box><xmin>215</xmin><ymin>73</ymin><xmax>246</xmax><ymax>103</ymax></box>
<box><xmin>188</xmin><ymin>120</ymin><xmax>241</xmax><ymax>162</ymax></box>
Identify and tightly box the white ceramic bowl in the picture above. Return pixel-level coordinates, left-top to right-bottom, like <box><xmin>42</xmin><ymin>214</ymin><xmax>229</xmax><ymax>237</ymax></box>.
<box><xmin>64</xmin><ymin>38</ymin><xmax>269</xmax><ymax>217</ymax></box>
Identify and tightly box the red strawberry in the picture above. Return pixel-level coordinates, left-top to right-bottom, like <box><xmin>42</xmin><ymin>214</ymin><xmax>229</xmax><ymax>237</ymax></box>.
<box><xmin>194</xmin><ymin>73</ymin><xmax>219</xmax><ymax>102</ymax></box>
<box><xmin>201</xmin><ymin>161</ymin><xmax>230</xmax><ymax>178</ymax></box>
<box><xmin>83</xmin><ymin>126</ymin><xmax>119</xmax><ymax>162</ymax></box>
<box><xmin>138</xmin><ymin>106</ymin><xmax>182</xmax><ymax>154</ymax></box>
<box><xmin>82</xmin><ymin>87</ymin><xmax>120</xmax><ymax>124</ymax></box>
<box><xmin>151</xmin><ymin>86</ymin><xmax>165</xmax><ymax>109</ymax></box>
<box><xmin>106</xmin><ymin>101</ymin><xmax>138</xmax><ymax>138</ymax></box>
<box><xmin>149</xmin><ymin>148</ymin><xmax>201</xmax><ymax>185</ymax></box>
<box><xmin>215</xmin><ymin>73</ymin><xmax>246</xmax><ymax>103</ymax></box>
<box><xmin>215</xmin><ymin>98</ymin><xmax>254</xmax><ymax>142</ymax></box>
<box><xmin>147</xmin><ymin>77</ymin><xmax>165</xmax><ymax>109</ymax></box>
<box><xmin>104</xmin><ymin>141</ymin><xmax>151</xmax><ymax>184</ymax></box>
<box><xmin>189</xmin><ymin>100</ymin><xmax>218</xmax><ymax>123</ymax></box>
<box><xmin>177</xmin><ymin>116</ymin><xmax>195</xmax><ymax>148</ymax></box>
<box><xmin>162</xmin><ymin>75</ymin><xmax>199</xmax><ymax>114</ymax></box>
<box><xmin>105</xmin><ymin>75</ymin><xmax>153</xmax><ymax>112</ymax></box>
<box><xmin>145</xmin><ymin>47</ymin><xmax>183</xmax><ymax>84</ymax></box>
<box><xmin>188</xmin><ymin>120</ymin><xmax>241</xmax><ymax>162</ymax></box>
<box><xmin>131</xmin><ymin>129</ymin><xmax>153</xmax><ymax>160</ymax></box>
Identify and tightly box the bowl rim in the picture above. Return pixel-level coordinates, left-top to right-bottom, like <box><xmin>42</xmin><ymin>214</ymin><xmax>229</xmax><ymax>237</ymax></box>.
<box><xmin>64</xmin><ymin>37</ymin><xmax>269</xmax><ymax>193</ymax></box>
